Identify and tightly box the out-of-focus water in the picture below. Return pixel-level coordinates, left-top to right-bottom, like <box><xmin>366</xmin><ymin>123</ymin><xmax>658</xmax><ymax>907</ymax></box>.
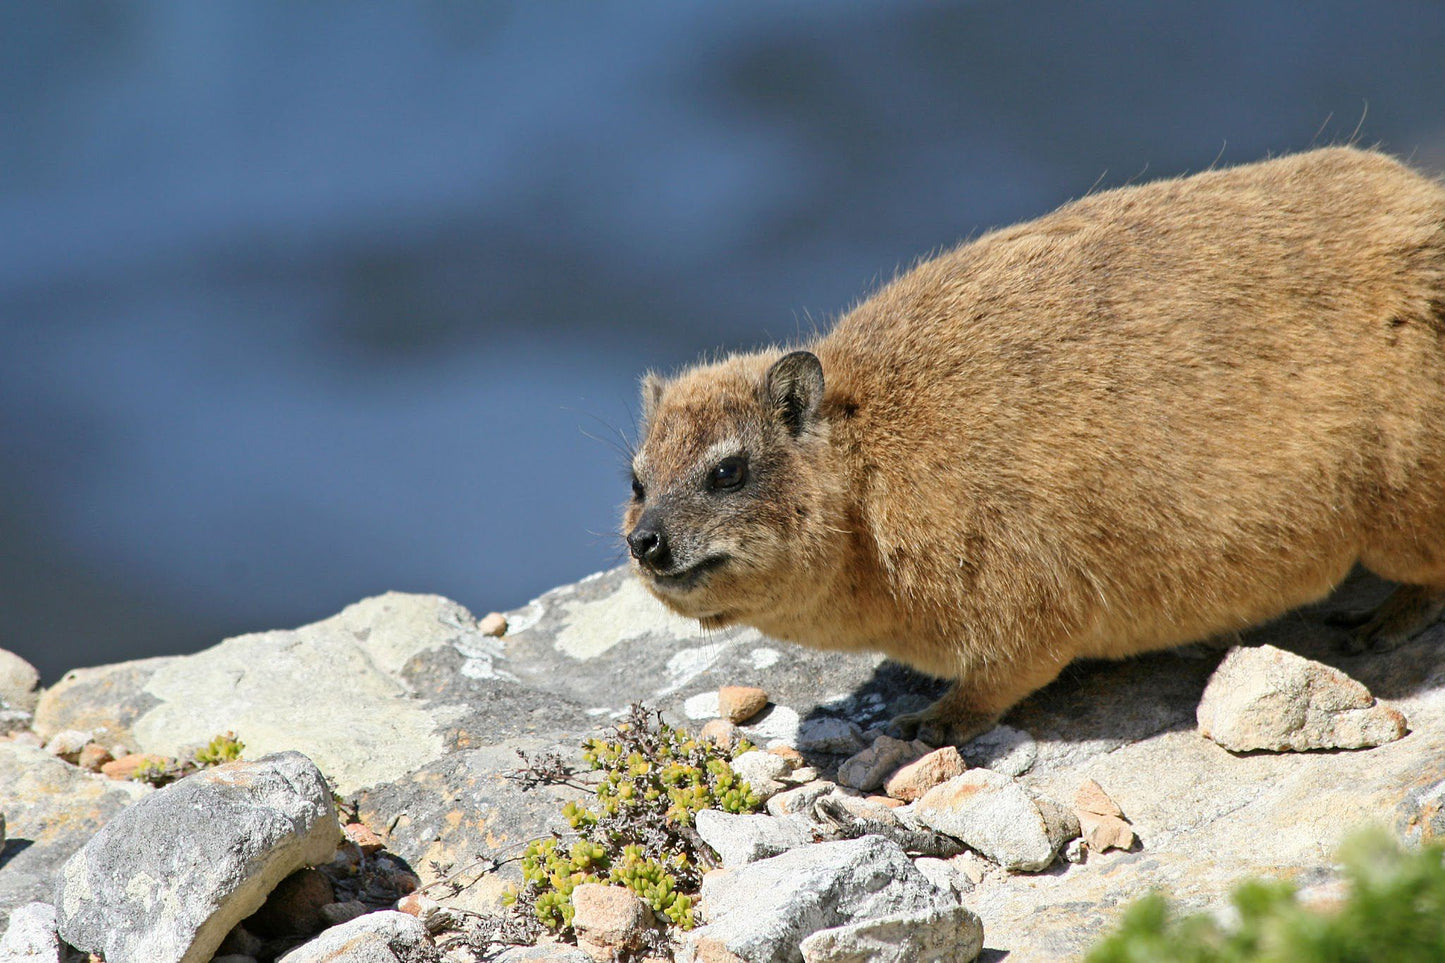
<box><xmin>3</xmin><ymin>2</ymin><xmax>1444</xmax><ymax>680</ymax></box>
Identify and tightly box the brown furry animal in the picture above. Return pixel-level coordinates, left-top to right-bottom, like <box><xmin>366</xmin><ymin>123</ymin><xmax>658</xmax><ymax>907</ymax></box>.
<box><xmin>623</xmin><ymin>146</ymin><xmax>1445</xmax><ymax>745</ymax></box>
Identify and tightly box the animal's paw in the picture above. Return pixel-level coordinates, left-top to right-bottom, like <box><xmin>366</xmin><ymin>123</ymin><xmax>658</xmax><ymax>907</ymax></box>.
<box><xmin>1332</xmin><ymin>586</ymin><xmax>1445</xmax><ymax>655</ymax></box>
<box><xmin>885</xmin><ymin>707</ymin><xmax>995</xmax><ymax>748</ymax></box>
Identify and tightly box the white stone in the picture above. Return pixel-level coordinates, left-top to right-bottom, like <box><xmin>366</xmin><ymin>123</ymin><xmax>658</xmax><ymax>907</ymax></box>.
<box><xmin>695</xmin><ymin>810</ymin><xmax>818</xmax><ymax>867</ymax></box>
<box><xmin>276</xmin><ymin>911</ymin><xmax>440</xmax><ymax>962</ymax></box>
<box><xmin>554</xmin><ymin>577</ymin><xmax>700</xmax><ymax>660</ymax></box>
<box><xmin>730</xmin><ymin>750</ymin><xmax>793</xmax><ymax>800</ymax></box>
<box><xmin>56</xmin><ymin>752</ymin><xmax>342</xmax><ymax>963</ymax></box>
<box><xmin>796</xmin><ymin>717</ymin><xmax>867</xmax><ymax>754</ymax></box>
<box><xmin>1197</xmin><ymin>644</ymin><xmax>1407</xmax><ymax>752</ymax></box>
<box><xmin>799</xmin><ymin>903</ymin><xmax>985</xmax><ymax>963</ymax></box>
<box><xmin>911</xmin><ymin>857</ymin><xmax>974</xmax><ymax>898</ymax></box>
<box><xmin>914</xmin><ymin>770</ymin><xmax>1078</xmax><ymax>872</ymax></box>
<box><xmin>766</xmin><ymin>780</ymin><xmax>837</xmax><ymax>818</ymax></box>
<box><xmin>0</xmin><ymin>648</ymin><xmax>42</xmax><ymax>714</ymax></box>
<box><xmin>0</xmin><ymin>902</ymin><xmax>66</xmax><ymax>962</ymax></box>
<box><xmin>681</xmin><ymin>836</ymin><xmax>958</xmax><ymax>962</ymax></box>
<box><xmin>838</xmin><ymin>736</ymin><xmax>922</xmax><ymax>791</ymax></box>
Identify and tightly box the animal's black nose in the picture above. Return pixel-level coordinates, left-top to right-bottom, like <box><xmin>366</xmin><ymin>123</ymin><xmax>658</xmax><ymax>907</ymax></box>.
<box><xmin>627</xmin><ymin>523</ymin><xmax>668</xmax><ymax>566</ymax></box>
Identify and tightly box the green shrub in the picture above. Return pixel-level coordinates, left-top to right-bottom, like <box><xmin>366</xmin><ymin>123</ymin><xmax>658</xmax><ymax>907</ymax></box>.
<box><xmin>1085</xmin><ymin>830</ymin><xmax>1445</xmax><ymax>963</ymax></box>
<box><xmin>504</xmin><ymin>704</ymin><xmax>762</xmax><ymax>932</ymax></box>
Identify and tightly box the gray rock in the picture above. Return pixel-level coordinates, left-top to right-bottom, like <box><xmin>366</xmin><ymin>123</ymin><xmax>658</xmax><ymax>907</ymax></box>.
<box><xmin>1197</xmin><ymin>644</ymin><xmax>1407</xmax><ymax>752</ymax></box>
<box><xmin>41</xmin><ymin>730</ymin><xmax>92</xmax><ymax>762</ymax></box>
<box><xmin>0</xmin><ymin>742</ymin><xmax>150</xmax><ymax>919</ymax></box>
<box><xmin>275</xmin><ymin>911</ymin><xmax>440</xmax><ymax>962</ymax></box>
<box><xmin>837</xmin><ymin>737</ymin><xmax>924</xmax><ymax>792</ymax></box>
<box><xmin>766</xmin><ymin>780</ymin><xmax>837</xmax><ymax>817</ymax></box>
<box><xmin>494</xmin><ymin>945</ymin><xmax>594</xmax><ymax>963</ymax></box>
<box><xmin>33</xmin><ymin>656</ymin><xmax>175</xmax><ymax>746</ymax></box>
<box><xmin>796</xmin><ymin>717</ymin><xmax>867</xmax><ymax>754</ymax></box>
<box><xmin>695</xmin><ymin>810</ymin><xmax>819</xmax><ymax>867</ymax></box>
<box><xmin>0</xmin><ymin>708</ymin><xmax>33</xmax><ymax>737</ymax></box>
<box><xmin>960</xmin><ymin>725</ymin><xmax>1037</xmax><ymax>777</ymax></box>
<box><xmin>0</xmin><ymin>647</ymin><xmax>42</xmax><ymax>715</ymax></box>
<box><xmin>911</xmin><ymin>857</ymin><xmax>974</xmax><ymax>898</ymax></box>
<box><xmin>680</xmin><ymin>835</ymin><xmax>958</xmax><ymax>963</ymax></box>
<box><xmin>731</xmin><ymin>750</ymin><xmax>793</xmax><ymax>800</ymax></box>
<box><xmin>0</xmin><ymin>901</ymin><xmax>79</xmax><ymax>962</ymax></box>
<box><xmin>34</xmin><ymin>594</ymin><xmax>508</xmax><ymax>796</ymax></box>
<box><xmin>55</xmin><ymin>752</ymin><xmax>341</xmax><ymax>963</ymax></box>
<box><xmin>914</xmin><ymin>771</ymin><xmax>1078</xmax><ymax>872</ymax></box>
<box><xmin>798</xmin><ymin>903</ymin><xmax>984</xmax><ymax>963</ymax></box>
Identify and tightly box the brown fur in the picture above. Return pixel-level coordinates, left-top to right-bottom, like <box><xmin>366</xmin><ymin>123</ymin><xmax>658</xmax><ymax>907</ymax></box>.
<box><xmin>624</xmin><ymin>147</ymin><xmax>1445</xmax><ymax>744</ymax></box>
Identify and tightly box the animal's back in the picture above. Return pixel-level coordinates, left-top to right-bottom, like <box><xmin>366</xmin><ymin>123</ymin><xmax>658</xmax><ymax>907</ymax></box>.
<box><xmin>820</xmin><ymin>147</ymin><xmax>1445</xmax><ymax>666</ymax></box>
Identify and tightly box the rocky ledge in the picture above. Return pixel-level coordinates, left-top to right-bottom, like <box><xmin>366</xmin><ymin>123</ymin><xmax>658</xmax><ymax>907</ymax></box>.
<box><xmin>1</xmin><ymin>565</ymin><xmax>1442</xmax><ymax>961</ymax></box>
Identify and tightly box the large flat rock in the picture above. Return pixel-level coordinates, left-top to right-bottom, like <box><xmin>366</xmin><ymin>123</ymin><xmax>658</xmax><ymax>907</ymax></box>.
<box><xmin>7</xmin><ymin>565</ymin><xmax>1445</xmax><ymax>961</ymax></box>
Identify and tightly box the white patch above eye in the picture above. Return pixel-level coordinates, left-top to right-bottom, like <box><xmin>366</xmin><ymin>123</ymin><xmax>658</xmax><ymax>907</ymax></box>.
<box><xmin>700</xmin><ymin>438</ymin><xmax>745</xmax><ymax>469</ymax></box>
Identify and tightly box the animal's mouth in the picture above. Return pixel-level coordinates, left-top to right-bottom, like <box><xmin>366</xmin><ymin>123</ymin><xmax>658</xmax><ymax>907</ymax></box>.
<box><xmin>645</xmin><ymin>554</ymin><xmax>729</xmax><ymax>591</ymax></box>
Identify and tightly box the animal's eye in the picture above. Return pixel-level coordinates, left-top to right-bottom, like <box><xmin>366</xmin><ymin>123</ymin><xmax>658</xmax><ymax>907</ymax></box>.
<box><xmin>631</xmin><ymin>474</ymin><xmax>645</xmax><ymax>501</ymax></box>
<box><xmin>709</xmin><ymin>456</ymin><xmax>747</xmax><ymax>492</ymax></box>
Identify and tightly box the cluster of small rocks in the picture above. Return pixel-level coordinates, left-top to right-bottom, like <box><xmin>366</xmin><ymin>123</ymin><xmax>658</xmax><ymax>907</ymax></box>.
<box><xmin>1</xmin><ymin>746</ymin><xmax>443</xmax><ymax>963</ymax></box>
<box><xmin>1</xmin><ymin>569</ymin><xmax>1433</xmax><ymax>961</ymax></box>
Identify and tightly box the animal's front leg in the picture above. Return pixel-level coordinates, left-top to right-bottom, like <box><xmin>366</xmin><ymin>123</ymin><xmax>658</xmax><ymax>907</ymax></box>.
<box><xmin>888</xmin><ymin>649</ymin><xmax>1072</xmax><ymax>747</ymax></box>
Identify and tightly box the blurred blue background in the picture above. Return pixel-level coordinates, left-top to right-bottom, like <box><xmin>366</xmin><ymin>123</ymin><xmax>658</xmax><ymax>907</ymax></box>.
<box><xmin>3</xmin><ymin>2</ymin><xmax>1445</xmax><ymax>680</ymax></box>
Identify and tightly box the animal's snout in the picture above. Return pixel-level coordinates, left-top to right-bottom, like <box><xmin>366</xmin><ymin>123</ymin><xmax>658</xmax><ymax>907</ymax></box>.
<box><xmin>627</xmin><ymin>518</ymin><xmax>670</xmax><ymax>568</ymax></box>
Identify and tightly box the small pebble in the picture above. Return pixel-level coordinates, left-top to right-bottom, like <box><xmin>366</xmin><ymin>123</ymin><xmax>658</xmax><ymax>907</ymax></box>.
<box><xmin>838</xmin><ymin>735</ymin><xmax>923</xmax><ymax>792</ymax></box>
<box><xmin>100</xmin><ymin>752</ymin><xmax>168</xmax><ymax>781</ymax></box>
<box><xmin>730</xmin><ymin>750</ymin><xmax>792</xmax><ymax>801</ymax></box>
<box><xmin>479</xmin><ymin>612</ymin><xmax>508</xmax><ymax>637</ymax></box>
<box><xmin>572</xmin><ymin>883</ymin><xmax>653</xmax><ymax>950</ymax></box>
<box><xmin>787</xmin><ymin>766</ymin><xmax>821</xmax><ymax>784</ymax></box>
<box><xmin>1074</xmin><ymin>778</ymin><xmax>1125</xmax><ymax>818</ymax></box>
<box><xmin>699</xmin><ymin>718</ymin><xmax>741</xmax><ymax>750</ymax></box>
<box><xmin>1079</xmin><ymin>811</ymin><xmax>1135</xmax><ymax>852</ymax></box>
<box><xmin>318</xmin><ymin>900</ymin><xmax>370</xmax><ymax>926</ymax></box>
<box><xmin>344</xmin><ymin>821</ymin><xmax>385</xmax><ymax>854</ymax></box>
<box><xmin>829</xmin><ymin>793</ymin><xmax>905</xmax><ymax>828</ymax></box>
<box><xmin>1064</xmin><ymin>838</ymin><xmax>1086</xmax><ymax>863</ymax></box>
<box><xmin>795</xmin><ymin>716</ymin><xmax>867</xmax><ymax>754</ymax></box>
<box><xmin>76</xmin><ymin>743</ymin><xmax>114</xmax><ymax>772</ymax></box>
<box><xmin>43</xmin><ymin>728</ymin><xmax>93</xmax><ymax>762</ymax></box>
<box><xmin>718</xmin><ymin>686</ymin><xmax>770</xmax><ymax>724</ymax></box>
<box><xmin>864</xmin><ymin>795</ymin><xmax>906</xmax><ymax>809</ymax></box>
<box><xmin>216</xmin><ymin>924</ymin><xmax>264</xmax><ymax>957</ymax></box>
<box><xmin>766</xmin><ymin>780</ymin><xmax>836</xmax><ymax>817</ymax></box>
<box><xmin>767</xmin><ymin>745</ymin><xmax>805</xmax><ymax>770</ymax></box>
<box><xmin>884</xmin><ymin>746</ymin><xmax>967</xmax><ymax>802</ymax></box>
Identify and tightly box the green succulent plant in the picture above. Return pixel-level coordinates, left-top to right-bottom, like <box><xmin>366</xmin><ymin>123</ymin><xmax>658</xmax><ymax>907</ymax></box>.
<box><xmin>505</xmin><ymin>704</ymin><xmax>763</xmax><ymax>934</ymax></box>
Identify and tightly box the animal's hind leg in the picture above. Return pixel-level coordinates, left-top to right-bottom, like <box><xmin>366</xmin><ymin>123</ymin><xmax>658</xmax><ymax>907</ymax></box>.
<box><xmin>1337</xmin><ymin>584</ymin><xmax>1445</xmax><ymax>654</ymax></box>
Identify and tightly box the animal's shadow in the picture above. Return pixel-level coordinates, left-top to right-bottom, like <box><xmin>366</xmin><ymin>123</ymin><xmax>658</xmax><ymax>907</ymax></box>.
<box><xmin>804</xmin><ymin>567</ymin><xmax>1444</xmax><ymax>751</ymax></box>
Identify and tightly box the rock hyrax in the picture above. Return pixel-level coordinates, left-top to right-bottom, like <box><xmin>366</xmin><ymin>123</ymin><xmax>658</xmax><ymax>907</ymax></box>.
<box><xmin>624</xmin><ymin>147</ymin><xmax>1445</xmax><ymax>745</ymax></box>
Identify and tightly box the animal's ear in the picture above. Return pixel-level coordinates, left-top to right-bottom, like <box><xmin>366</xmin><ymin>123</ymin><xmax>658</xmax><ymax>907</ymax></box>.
<box><xmin>766</xmin><ymin>350</ymin><xmax>824</xmax><ymax>435</ymax></box>
<box><xmin>639</xmin><ymin>371</ymin><xmax>665</xmax><ymax>421</ymax></box>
